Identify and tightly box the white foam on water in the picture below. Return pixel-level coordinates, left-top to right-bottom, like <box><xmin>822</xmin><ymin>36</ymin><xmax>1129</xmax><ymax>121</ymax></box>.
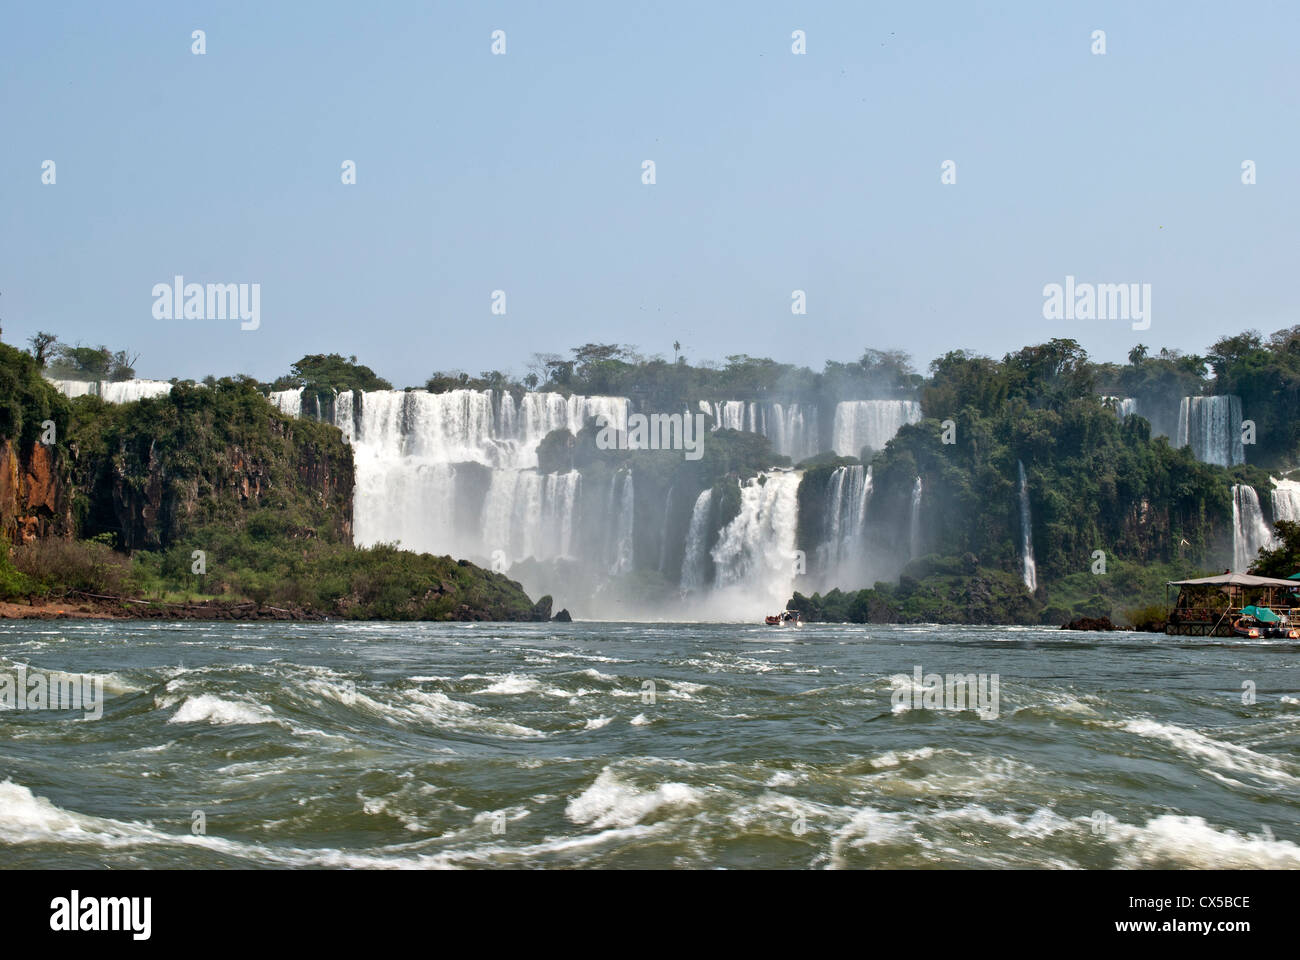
<box><xmin>929</xmin><ymin>803</ymin><xmax>1075</xmax><ymax>840</ymax></box>
<box><xmin>566</xmin><ymin>767</ymin><xmax>705</xmax><ymax>829</ymax></box>
<box><xmin>168</xmin><ymin>694</ymin><xmax>277</xmax><ymax>726</ymax></box>
<box><xmin>582</xmin><ymin>716</ymin><xmax>613</xmax><ymax>730</ymax></box>
<box><xmin>478</xmin><ymin>674</ymin><xmax>544</xmax><ymax>695</ymax></box>
<box><xmin>868</xmin><ymin>746</ymin><xmax>937</xmax><ymax>769</ymax></box>
<box><xmin>1122</xmin><ymin>719</ymin><xmax>1299</xmax><ymax>787</ymax></box>
<box><xmin>1112</xmin><ymin>815</ymin><xmax>1300</xmax><ymax>869</ymax></box>
<box><xmin>828</xmin><ymin>806</ymin><xmax>920</xmax><ymax>868</ymax></box>
<box><xmin>765</xmin><ymin>770</ymin><xmax>802</xmax><ymax>787</ymax></box>
<box><xmin>629</xmin><ymin>713</ymin><xmax>652</xmax><ymax>726</ymax></box>
<box><xmin>0</xmin><ymin>659</ymin><xmax>143</xmax><ymax>697</ymax></box>
<box><xmin>294</xmin><ymin>675</ymin><xmax>545</xmax><ymax>738</ymax></box>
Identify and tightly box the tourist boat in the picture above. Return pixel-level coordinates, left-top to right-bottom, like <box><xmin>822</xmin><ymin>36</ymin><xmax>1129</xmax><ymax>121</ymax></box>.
<box><xmin>765</xmin><ymin>610</ymin><xmax>801</xmax><ymax>626</ymax></box>
<box><xmin>1231</xmin><ymin>616</ymin><xmax>1262</xmax><ymax>639</ymax></box>
<box><xmin>1165</xmin><ymin>573</ymin><xmax>1300</xmax><ymax>636</ymax></box>
<box><xmin>1231</xmin><ymin>606</ymin><xmax>1298</xmax><ymax>639</ymax></box>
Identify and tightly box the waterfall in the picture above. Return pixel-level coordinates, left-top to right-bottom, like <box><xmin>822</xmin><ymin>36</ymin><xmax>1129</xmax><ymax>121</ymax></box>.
<box><xmin>481</xmin><ymin>470</ymin><xmax>582</xmax><ymax>564</ymax></box>
<box><xmin>332</xmin><ymin>388</ymin><xmax>624</xmax><ymax>565</ymax></box>
<box><xmin>608</xmin><ymin>470</ymin><xmax>635</xmax><ymax>574</ymax></box>
<box><xmin>831</xmin><ymin>400</ymin><xmax>922</xmax><ymax>458</ymax></box>
<box><xmin>1232</xmin><ymin>485</ymin><xmax>1277</xmax><ymax>572</ymax></box>
<box><xmin>657</xmin><ymin>486</ymin><xmax>675</xmax><ymax>571</ymax></box>
<box><xmin>46</xmin><ymin>379</ymin><xmax>98</xmax><ymax>398</ymax></box>
<box><xmin>100</xmin><ymin>380</ymin><xmax>173</xmax><ymax>403</ymax></box>
<box><xmin>679</xmin><ymin>489</ymin><xmax>714</xmax><ymax>593</ymax></box>
<box><xmin>1017</xmin><ymin>461</ymin><xmax>1037</xmax><ymax>592</ymax></box>
<box><xmin>813</xmin><ymin>465</ymin><xmax>871</xmax><ymax>588</ymax></box>
<box><xmin>699</xmin><ymin>400</ymin><xmax>819</xmax><ymax>461</ymax></box>
<box><xmin>1271</xmin><ymin>477</ymin><xmax>1300</xmax><ymax>524</ymax></box>
<box><xmin>1101</xmin><ymin>396</ymin><xmax>1138</xmax><ymax>418</ymax></box>
<box><xmin>268</xmin><ymin>389</ymin><xmax>303</xmax><ymax>418</ymax></box>
<box><xmin>708</xmin><ymin>472</ymin><xmax>803</xmax><ymax>617</ymax></box>
<box><xmin>1176</xmin><ymin>396</ymin><xmax>1243</xmax><ymax>466</ymax></box>
<box><xmin>908</xmin><ymin>477</ymin><xmax>924</xmax><ymax>558</ymax></box>
<box><xmin>46</xmin><ymin>378</ymin><xmax>173</xmax><ymax>402</ymax></box>
<box><xmin>272</xmin><ymin>384</ymin><xmax>816</xmax><ymax>618</ymax></box>
<box><xmin>819</xmin><ymin>465</ymin><xmax>871</xmax><ymax>568</ymax></box>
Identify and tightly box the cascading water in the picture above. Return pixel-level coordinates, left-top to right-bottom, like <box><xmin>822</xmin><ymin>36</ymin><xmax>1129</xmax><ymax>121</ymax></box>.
<box><xmin>1101</xmin><ymin>396</ymin><xmax>1138</xmax><ymax>418</ymax></box>
<box><xmin>1177</xmin><ymin>396</ymin><xmax>1244</xmax><ymax>466</ymax></box>
<box><xmin>297</xmin><ymin>387</ymin><xmax>629</xmax><ymax>566</ymax></box>
<box><xmin>1271</xmin><ymin>477</ymin><xmax>1300</xmax><ymax>524</ymax></box>
<box><xmin>657</xmin><ymin>486</ymin><xmax>676</xmax><ymax>571</ymax></box>
<box><xmin>817</xmin><ymin>465</ymin><xmax>871</xmax><ymax>573</ymax></box>
<box><xmin>908</xmin><ymin>477</ymin><xmax>924</xmax><ymax>559</ymax></box>
<box><xmin>767</xmin><ymin>403</ymin><xmax>819</xmax><ymax>461</ymax></box>
<box><xmin>1232</xmin><ymin>485</ymin><xmax>1277</xmax><ymax>572</ymax></box>
<box><xmin>46</xmin><ymin>378</ymin><xmax>173</xmax><ymax>402</ymax></box>
<box><xmin>679</xmin><ymin>489</ymin><xmax>715</xmax><ymax>594</ymax></box>
<box><xmin>481</xmin><ymin>470</ymin><xmax>582</xmax><ymax>564</ymax></box>
<box><xmin>707</xmin><ymin>471</ymin><xmax>803</xmax><ymax>618</ymax></box>
<box><xmin>699</xmin><ymin>400</ymin><xmax>819</xmax><ymax>461</ymax></box>
<box><xmin>1017</xmin><ymin>461</ymin><xmax>1037</xmax><ymax>592</ymax></box>
<box><xmin>273</xmin><ymin>385</ymin><xmax>813</xmax><ymax>619</ymax></box>
<box><xmin>831</xmin><ymin>401</ymin><xmax>922</xmax><ymax>458</ymax></box>
<box><xmin>608</xmin><ymin>470</ymin><xmax>635</xmax><ymax>574</ymax></box>
<box><xmin>269</xmin><ymin>389</ymin><xmax>303</xmax><ymax>418</ymax></box>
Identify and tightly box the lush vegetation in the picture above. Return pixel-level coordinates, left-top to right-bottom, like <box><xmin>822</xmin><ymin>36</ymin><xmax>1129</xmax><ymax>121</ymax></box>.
<box><xmin>429</xmin><ymin>342</ymin><xmax>918</xmax><ymax>411</ymax></box>
<box><xmin>11</xmin><ymin>319</ymin><xmax>1300</xmax><ymax>624</ymax></box>
<box><xmin>0</xmin><ymin>344</ymin><xmax>539</xmax><ymax>619</ymax></box>
<box><xmin>28</xmin><ymin>331</ymin><xmax>138</xmax><ymax>382</ymax></box>
<box><xmin>269</xmin><ymin>353</ymin><xmax>392</xmax><ymax>422</ymax></box>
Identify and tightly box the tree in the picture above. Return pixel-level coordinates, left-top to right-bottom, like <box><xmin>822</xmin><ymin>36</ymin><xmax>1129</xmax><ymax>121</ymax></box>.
<box><xmin>273</xmin><ymin>354</ymin><xmax>391</xmax><ymax>392</ymax></box>
<box><xmin>46</xmin><ymin>344</ymin><xmax>112</xmax><ymax>380</ymax></box>
<box><xmin>1206</xmin><ymin>330</ymin><xmax>1264</xmax><ymax>380</ymax></box>
<box><xmin>28</xmin><ymin>332</ymin><xmax>58</xmax><ymax>368</ymax></box>
<box><xmin>1250</xmin><ymin>521</ymin><xmax>1300</xmax><ymax>579</ymax></box>
<box><xmin>108</xmin><ymin>349</ymin><xmax>139</xmax><ymax>381</ymax></box>
<box><xmin>1128</xmin><ymin>344</ymin><xmax>1148</xmax><ymax>365</ymax></box>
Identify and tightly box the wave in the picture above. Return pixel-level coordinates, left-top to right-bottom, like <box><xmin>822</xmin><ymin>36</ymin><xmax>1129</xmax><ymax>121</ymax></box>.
<box><xmin>566</xmin><ymin>767</ymin><xmax>706</xmax><ymax>829</ymax></box>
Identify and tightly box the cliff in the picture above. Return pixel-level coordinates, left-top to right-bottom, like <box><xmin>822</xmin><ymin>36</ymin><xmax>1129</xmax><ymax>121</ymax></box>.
<box><xmin>0</xmin><ymin>349</ymin><xmax>540</xmax><ymax>620</ymax></box>
<box><xmin>66</xmin><ymin>379</ymin><xmax>354</xmax><ymax>550</ymax></box>
<box><xmin>0</xmin><ymin>438</ymin><xmax>75</xmax><ymax>545</ymax></box>
<box><xmin>0</xmin><ymin>343</ymin><xmax>75</xmax><ymax>545</ymax></box>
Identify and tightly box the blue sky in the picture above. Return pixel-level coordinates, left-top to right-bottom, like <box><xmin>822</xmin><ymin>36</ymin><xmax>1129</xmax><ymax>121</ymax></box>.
<box><xmin>3</xmin><ymin>1</ymin><xmax>1297</xmax><ymax>386</ymax></box>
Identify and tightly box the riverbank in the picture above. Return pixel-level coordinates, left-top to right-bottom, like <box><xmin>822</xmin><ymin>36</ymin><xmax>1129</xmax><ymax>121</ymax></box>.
<box><xmin>0</xmin><ymin>595</ymin><xmax>325</xmax><ymax>621</ymax></box>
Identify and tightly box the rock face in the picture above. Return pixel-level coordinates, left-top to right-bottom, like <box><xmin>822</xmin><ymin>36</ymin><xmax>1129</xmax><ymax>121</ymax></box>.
<box><xmin>553</xmin><ymin>608</ymin><xmax>573</xmax><ymax>622</ymax></box>
<box><xmin>1061</xmin><ymin>616</ymin><xmax>1117</xmax><ymax>631</ymax></box>
<box><xmin>0</xmin><ymin>439</ymin><xmax>74</xmax><ymax>546</ymax></box>
<box><xmin>529</xmin><ymin>594</ymin><xmax>554</xmax><ymax>621</ymax></box>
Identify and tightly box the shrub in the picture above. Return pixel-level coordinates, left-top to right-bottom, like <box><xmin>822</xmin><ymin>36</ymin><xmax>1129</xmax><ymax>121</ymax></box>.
<box><xmin>11</xmin><ymin>539</ymin><xmax>133</xmax><ymax>596</ymax></box>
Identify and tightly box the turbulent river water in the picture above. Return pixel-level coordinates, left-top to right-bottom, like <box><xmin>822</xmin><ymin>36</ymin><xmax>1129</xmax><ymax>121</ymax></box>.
<box><xmin>2</xmin><ymin>621</ymin><xmax>1298</xmax><ymax>869</ymax></box>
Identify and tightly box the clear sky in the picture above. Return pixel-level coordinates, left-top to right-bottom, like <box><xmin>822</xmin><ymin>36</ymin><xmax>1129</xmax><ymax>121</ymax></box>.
<box><xmin>2</xmin><ymin>1</ymin><xmax>1297</xmax><ymax>386</ymax></box>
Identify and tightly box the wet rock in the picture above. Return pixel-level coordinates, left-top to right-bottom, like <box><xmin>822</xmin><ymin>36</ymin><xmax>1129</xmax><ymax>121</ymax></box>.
<box><xmin>1061</xmin><ymin>616</ymin><xmax>1117</xmax><ymax>631</ymax></box>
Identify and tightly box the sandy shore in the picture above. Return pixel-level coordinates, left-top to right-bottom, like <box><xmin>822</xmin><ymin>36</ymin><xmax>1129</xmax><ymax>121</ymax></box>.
<box><xmin>0</xmin><ymin>599</ymin><xmax>125</xmax><ymax>619</ymax></box>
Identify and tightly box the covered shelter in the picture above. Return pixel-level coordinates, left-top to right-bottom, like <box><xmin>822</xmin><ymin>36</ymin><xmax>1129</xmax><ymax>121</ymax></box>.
<box><xmin>1165</xmin><ymin>573</ymin><xmax>1300</xmax><ymax>636</ymax></box>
